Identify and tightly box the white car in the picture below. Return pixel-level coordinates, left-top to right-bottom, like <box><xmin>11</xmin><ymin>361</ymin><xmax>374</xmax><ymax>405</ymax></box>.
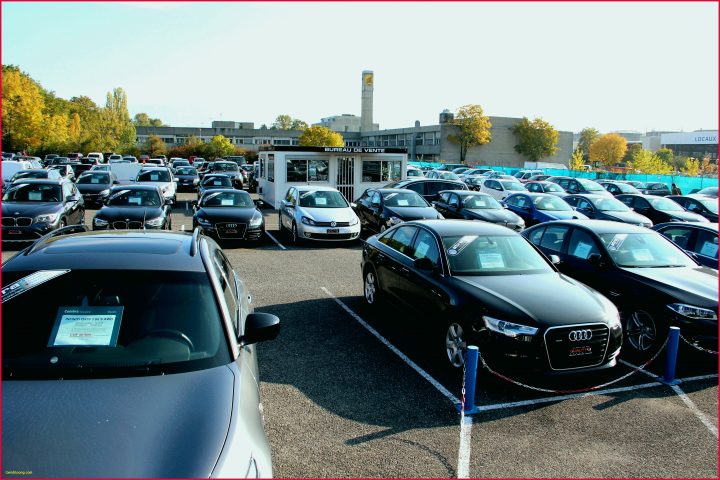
<box><xmin>479</xmin><ymin>178</ymin><xmax>526</xmax><ymax>201</ymax></box>
<box><xmin>87</xmin><ymin>152</ymin><xmax>104</xmax><ymax>163</ymax></box>
<box><xmin>135</xmin><ymin>166</ymin><xmax>177</xmax><ymax>204</ymax></box>
<box><xmin>1</xmin><ymin>160</ymin><xmax>32</xmax><ymax>191</ymax></box>
<box><xmin>278</xmin><ymin>185</ymin><xmax>361</xmax><ymax>243</ymax></box>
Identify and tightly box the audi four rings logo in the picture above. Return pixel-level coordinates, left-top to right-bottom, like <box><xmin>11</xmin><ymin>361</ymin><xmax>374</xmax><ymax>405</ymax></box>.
<box><xmin>568</xmin><ymin>329</ymin><xmax>593</xmax><ymax>341</ymax></box>
<box><xmin>227</xmin><ymin>224</ymin><xmax>238</xmax><ymax>228</ymax></box>
<box><xmin>330</xmin><ymin>221</ymin><xmax>337</xmax><ymax>227</ymax></box>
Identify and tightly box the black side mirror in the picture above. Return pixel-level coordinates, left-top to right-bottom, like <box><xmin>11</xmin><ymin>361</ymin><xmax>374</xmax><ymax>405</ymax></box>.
<box><xmin>113</xmin><ymin>180</ymin><xmax>119</xmax><ymax>185</ymax></box>
<box><xmin>165</xmin><ymin>198</ymin><xmax>174</xmax><ymax>206</ymax></box>
<box><xmin>588</xmin><ymin>253</ymin><xmax>605</xmax><ymax>268</ymax></box>
<box><xmin>254</xmin><ymin>199</ymin><xmax>265</xmax><ymax>208</ymax></box>
<box><xmin>241</xmin><ymin>312</ymin><xmax>280</xmax><ymax>345</ymax></box>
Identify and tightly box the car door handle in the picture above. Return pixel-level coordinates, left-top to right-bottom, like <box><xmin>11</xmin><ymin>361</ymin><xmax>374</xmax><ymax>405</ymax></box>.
<box><xmin>399</xmin><ymin>267</ymin><xmax>410</xmax><ymax>276</ymax></box>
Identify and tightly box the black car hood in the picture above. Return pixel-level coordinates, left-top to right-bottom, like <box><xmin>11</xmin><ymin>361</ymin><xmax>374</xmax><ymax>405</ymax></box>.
<box><xmin>453</xmin><ymin>273</ymin><xmax>613</xmax><ymax>327</ymax></box>
<box><xmin>96</xmin><ymin>206</ymin><xmax>164</xmax><ymax>221</ymax></box>
<box><xmin>2</xmin><ymin>365</ymin><xmax>233</xmax><ymax>478</ymax></box>
<box><xmin>2</xmin><ymin>202</ymin><xmax>62</xmax><ymax>217</ymax></box>
<box><xmin>599</xmin><ymin>210</ymin><xmax>651</xmax><ymax>225</ymax></box>
<box><xmin>619</xmin><ymin>266</ymin><xmax>718</xmax><ymax>308</ymax></box>
<box><xmin>464</xmin><ymin>208</ymin><xmax>522</xmax><ymax>224</ymax></box>
<box><xmin>384</xmin><ymin>206</ymin><xmax>439</xmax><ymax>220</ymax></box>
<box><xmin>176</xmin><ymin>174</ymin><xmax>197</xmax><ymax>180</ymax></box>
<box><xmin>77</xmin><ymin>184</ymin><xmax>111</xmax><ymax>194</ymax></box>
<box><xmin>198</xmin><ymin>207</ymin><xmax>257</xmax><ymax>222</ymax></box>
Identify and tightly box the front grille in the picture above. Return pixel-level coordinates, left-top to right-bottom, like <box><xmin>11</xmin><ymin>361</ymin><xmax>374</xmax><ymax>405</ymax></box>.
<box><xmin>217</xmin><ymin>222</ymin><xmax>247</xmax><ymax>239</ymax></box>
<box><xmin>16</xmin><ymin>217</ymin><xmax>33</xmax><ymax>227</ymax></box>
<box><xmin>544</xmin><ymin>323</ymin><xmax>609</xmax><ymax>370</ymax></box>
<box><xmin>3</xmin><ymin>217</ymin><xmax>33</xmax><ymax>227</ymax></box>
<box><xmin>314</xmin><ymin>221</ymin><xmax>352</xmax><ymax>227</ymax></box>
<box><xmin>112</xmin><ymin>221</ymin><xmax>144</xmax><ymax>229</ymax></box>
<box><xmin>2</xmin><ymin>218</ymin><xmax>16</xmax><ymax>227</ymax></box>
<box><xmin>308</xmin><ymin>232</ymin><xmax>355</xmax><ymax>240</ymax></box>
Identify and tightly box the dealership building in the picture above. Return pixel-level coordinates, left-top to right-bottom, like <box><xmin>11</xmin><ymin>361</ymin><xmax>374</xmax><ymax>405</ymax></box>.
<box><xmin>136</xmin><ymin>70</ymin><xmax>574</xmax><ymax>167</ymax></box>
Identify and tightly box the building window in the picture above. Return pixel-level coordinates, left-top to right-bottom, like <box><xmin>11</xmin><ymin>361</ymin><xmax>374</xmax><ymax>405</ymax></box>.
<box><xmin>267</xmin><ymin>156</ymin><xmax>275</xmax><ymax>182</ymax></box>
<box><xmin>273</xmin><ymin>139</ymin><xmax>291</xmax><ymax>146</ymax></box>
<box><xmin>291</xmin><ymin>139</ymin><xmax>299</xmax><ymax>146</ymax></box>
<box><xmin>287</xmin><ymin>159</ymin><xmax>329</xmax><ymax>182</ymax></box>
<box><xmin>362</xmin><ymin>160</ymin><xmax>402</xmax><ymax>182</ymax></box>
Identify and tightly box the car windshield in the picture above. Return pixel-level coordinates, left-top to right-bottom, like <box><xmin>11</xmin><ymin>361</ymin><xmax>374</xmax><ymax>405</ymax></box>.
<box><xmin>77</xmin><ymin>173</ymin><xmax>110</xmax><ymax>185</ymax></box>
<box><xmin>698</xmin><ymin>198</ymin><xmax>719</xmax><ymax>213</ymax></box>
<box><xmin>11</xmin><ymin>171</ymin><xmax>45</xmax><ymax>181</ymax></box>
<box><xmin>442</xmin><ymin>235</ymin><xmax>553</xmax><ymax>275</ymax></box>
<box><xmin>599</xmin><ymin>233</ymin><xmax>696</xmax><ymax>268</ymax></box>
<box><xmin>534</xmin><ymin>196</ymin><xmax>572</xmax><ymax>211</ymax></box>
<box><xmin>542</xmin><ymin>183</ymin><xmax>564</xmax><ymax>192</ymax></box>
<box><xmin>615</xmin><ymin>183</ymin><xmax>639</xmax><ymax>193</ymax></box>
<box><xmin>463</xmin><ymin>195</ymin><xmax>501</xmax><ymax>209</ymax></box>
<box><xmin>137</xmin><ymin>170</ymin><xmax>170</xmax><ymax>182</ymax></box>
<box><xmin>2</xmin><ymin>269</ymin><xmax>230</xmax><ymax>380</ymax></box>
<box><xmin>649</xmin><ymin>197</ymin><xmax>683</xmax><ymax>211</ymax></box>
<box><xmin>91</xmin><ymin>165</ymin><xmax>110</xmax><ymax>171</ymax></box>
<box><xmin>3</xmin><ymin>183</ymin><xmax>62</xmax><ymax>202</ymax></box>
<box><xmin>202</xmin><ymin>176</ymin><xmax>232</xmax><ymax>187</ymax></box>
<box><xmin>175</xmin><ymin>167</ymin><xmax>197</xmax><ymax>175</ymax></box>
<box><xmin>106</xmin><ymin>189</ymin><xmax>161</xmax><ymax>207</ymax></box>
<box><xmin>383</xmin><ymin>191</ymin><xmax>427</xmax><ymax>207</ymax></box>
<box><xmin>201</xmin><ymin>191</ymin><xmax>254</xmax><ymax>208</ymax></box>
<box><xmin>299</xmin><ymin>190</ymin><xmax>348</xmax><ymax>208</ymax></box>
<box><xmin>240</xmin><ymin>165</ymin><xmax>254</xmax><ymax>172</ymax></box>
<box><xmin>501</xmin><ymin>181</ymin><xmax>525</xmax><ymax>191</ymax></box>
<box><xmin>577</xmin><ymin>179</ymin><xmax>605</xmax><ymax>191</ymax></box>
<box><xmin>595</xmin><ymin>197</ymin><xmax>631</xmax><ymax>212</ymax></box>
<box><xmin>212</xmin><ymin>163</ymin><xmax>238</xmax><ymax>172</ymax></box>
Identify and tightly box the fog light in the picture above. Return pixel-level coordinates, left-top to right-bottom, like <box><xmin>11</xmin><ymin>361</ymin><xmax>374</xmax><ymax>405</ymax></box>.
<box><xmin>305</xmin><ymin>232</ymin><xmax>312</xmax><ymax>238</ymax></box>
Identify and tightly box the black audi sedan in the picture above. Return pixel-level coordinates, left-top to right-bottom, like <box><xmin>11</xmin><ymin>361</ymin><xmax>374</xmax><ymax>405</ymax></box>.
<box><xmin>432</xmin><ymin>190</ymin><xmax>525</xmax><ymax>231</ymax></box>
<box><xmin>2</xmin><ymin>228</ymin><xmax>280</xmax><ymax>477</ymax></box>
<box><xmin>174</xmin><ymin>166</ymin><xmax>200</xmax><ymax>192</ymax></box>
<box><xmin>652</xmin><ymin>222</ymin><xmax>718</xmax><ymax>270</ymax></box>
<box><xmin>563</xmin><ymin>194</ymin><xmax>653</xmax><ymax>227</ymax></box>
<box><xmin>2</xmin><ymin>179</ymin><xmax>85</xmax><ymax>244</ymax></box>
<box><xmin>352</xmin><ymin>188</ymin><xmax>442</xmax><ymax>234</ymax></box>
<box><xmin>361</xmin><ymin>220</ymin><xmax>622</xmax><ymax>372</ymax></box>
<box><xmin>76</xmin><ymin>171</ymin><xmax>119</xmax><ymax>207</ymax></box>
<box><xmin>198</xmin><ymin>174</ymin><xmax>234</xmax><ymax>198</ymax></box>
<box><xmin>192</xmin><ymin>189</ymin><xmax>265</xmax><ymax>243</ymax></box>
<box><xmin>616</xmin><ymin>194</ymin><xmax>709</xmax><ymax>224</ymax></box>
<box><xmin>92</xmin><ymin>185</ymin><xmax>171</xmax><ymax>230</ymax></box>
<box><xmin>522</xmin><ymin>220</ymin><xmax>717</xmax><ymax>353</ymax></box>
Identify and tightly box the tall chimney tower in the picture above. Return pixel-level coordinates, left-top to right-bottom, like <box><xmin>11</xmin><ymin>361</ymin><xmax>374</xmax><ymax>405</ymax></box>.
<box><xmin>361</xmin><ymin>70</ymin><xmax>374</xmax><ymax>132</ymax></box>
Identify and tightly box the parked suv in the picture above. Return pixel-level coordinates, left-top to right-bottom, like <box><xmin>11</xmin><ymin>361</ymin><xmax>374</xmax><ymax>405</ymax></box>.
<box><xmin>1</xmin><ymin>227</ymin><xmax>280</xmax><ymax>477</ymax></box>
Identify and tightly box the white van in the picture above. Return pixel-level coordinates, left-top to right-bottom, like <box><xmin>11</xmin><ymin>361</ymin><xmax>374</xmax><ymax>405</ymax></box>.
<box><xmin>1</xmin><ymin>160</ymin><xmax>32</xmax><ymax>191</ymax></box>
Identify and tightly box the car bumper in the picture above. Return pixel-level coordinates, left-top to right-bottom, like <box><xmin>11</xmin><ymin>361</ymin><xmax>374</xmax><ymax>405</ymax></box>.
<box><xmin>92</xmin><ymin>223</ymin><xmax>165</xmax><ymax>231</ymax></box>
<box><xmin>297</xmin><ymin>223</ymin><xmax>361</xmax><ymax>241</ymax></box>
<box><xmin>176</xmin><ymin>180</ymin><xmax>199</xmax><ymax>191</ymax></box>
<box><xmin>2</xmin><ymin>223</ymin><xmax>58</xmax><ymax>242</ymax></box>
<box><xmin>196</xmin><ymin>223</ymin><xmax>265</xmax><ymax>241</ymax></box>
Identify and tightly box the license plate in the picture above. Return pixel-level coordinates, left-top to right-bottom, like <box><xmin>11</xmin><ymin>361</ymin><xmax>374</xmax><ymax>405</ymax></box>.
<box><xmin>327</xmin><ymin>228</ymin><xmax>339</xmax><ymax>234</ymax></box>
<box><xmin>8</xmin><ymin>230</ymin><xmax>21</xmax><ymax>235</ymax></box>
<box><xmin>569</xmin><ymin>345</ymin><xmax>592</xmax><ymax>357</ymax></box>
<box><xmin>226</xmin><ymin>228</ymin><xmax>237</xmax><ymax>234</ymax></box>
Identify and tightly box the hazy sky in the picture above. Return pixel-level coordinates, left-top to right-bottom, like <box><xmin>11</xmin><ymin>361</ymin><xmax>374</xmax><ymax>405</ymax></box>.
<box><xmin>3</xmin><ymin>2</ymin><xmax>717</xmax><ymax>133</ymax></box>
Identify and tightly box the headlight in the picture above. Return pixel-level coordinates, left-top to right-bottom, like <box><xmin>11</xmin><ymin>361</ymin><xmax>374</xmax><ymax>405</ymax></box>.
<box><xmin>249</xmin><ymin>211</ymin><xmax>263</xmax><ymax>227</ymax></box>
<box><xmin>483</xmin><ymin>316</ymin><xmax>538</xmax><ymax>338</ymax></box>
<box><xmin>94</xmin><ymin>218</ymin><xmax>108</xmax><ymax>227</ymax></box>
<box><xmin>388</xmin><ymin>216</ymin><xmax>402</xmax><ymax>225</ymax></box>
<box><xmin>35</xmin><ymin>213</ymin><xmax>59</xmax><ymax>223</ymax></box>
<box><xmin>608</xmin><ymin>312</ymin><xmax>622</xmax><ymax>330</ymax></box>
<box><xmin>193</xmin><ymin>178</ymin><xmax>199</xmax><ymax>184</ymax></box>
<box><xmin>145</xmin><ymin>216</ymin><xmax>164</xmax><ymax>227</ymax></box>
<box><xmin>98</xmin><ymin>189</ymin><xmax>110</xmax><ymax>197</ymax></box>
<box><xmin>301</xmin><ymin>216</ymin><xmax>317</xmax><ymax>226</ymax></box>
<box><xmin>349</xmin><ymin>216</ymin><xmax>359</xmax><ymax>226</ymax></box>
<box><xmin>197</xmin><ymin>217</ymin><xmax>212</xmax><ymax>226</ymax></box>
<box><xmin>667</xmin><ymin>303</ymin><xmax>717</xmax><ymax>320</ymax></box>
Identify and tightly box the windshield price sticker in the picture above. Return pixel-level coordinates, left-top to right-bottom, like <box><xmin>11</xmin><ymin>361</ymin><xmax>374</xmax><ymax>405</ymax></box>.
<box><xmin>221</xmin><ymin>199</ymin><xmax>234</xmax><ymax>206</ymax></box>
<box><xmin>48</xmin><ymin>306</ymin><xmax>124</xmax><ymax>347</ymax></box>
<box><xmin>478</xmin><ymin>253</ymin><xmax>505</xmax><ymax>269</ymax></box>
<box><xmin>632</xmin><ymin>249</ymin><xmax>654</xmax><ymax>262</ymax></box>
<box><xmin>447</xmin><ymin>235</ymin><xmax>476</xmax><ymax>256</ymax></box>
<box><xmin>2</xmin><ymin>270</ymin><xmax>71</xmax><ymax>303</ymax></box>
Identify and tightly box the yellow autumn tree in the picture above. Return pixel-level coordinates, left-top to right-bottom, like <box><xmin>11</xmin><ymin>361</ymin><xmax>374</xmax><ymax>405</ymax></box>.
<box><xmin>628</xmin><ymin>149</ymin><xmax>673</xmax><ymax>175</ymax></box>
<box><xmin>2</xmin><ymin>66</ymin><xmax>46</xmax><ymax>152</ymax></box>
<box><xmin>298</xmin><ymin>126</ymin><xmax>344</xmax><ymax>147</ymax></box>
<box><xmin>448</xmin><ymin>104</ymin><xmax>492</xmax><ymax>164</ymax></box>
<box><xmin>588</xmin><ymin>133</ymin><xmax>627</xmax><ymax>168</ymax></box>
<box><xmin>569</xmin><ymin>148</ymin><xmax>585</xmax><ymax>171</ymax></box>
<box><xmin>681</xmin><ymin>157</ymin><xmax>700</xmax><ymax>177</ymax></box>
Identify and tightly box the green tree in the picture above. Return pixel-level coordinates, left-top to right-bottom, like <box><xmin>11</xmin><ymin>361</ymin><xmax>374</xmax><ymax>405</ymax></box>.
<box><xmin>569</xmin><ymin>148</ymin><xmax>585</xmax><ymax>171</ymax></box>
<box><xmin>133</xmin><ymin>112</ymin><xmax>166</xmax><ymax>127</ymax></box>
<box><xmin>681</xmin><ymin>157</ymin><xmax>700</xmax><ymax>177</ymax></box>
<box><xmin>209</xmin><ymin>135</ymin><xmax>235</xmax><ymax>159</ymax></box>
<box><xmin>589</xmin><ymin>133</ymin><xmax>627</xmax><ymax>167</ymax></box>
<box><xmin>447</xmin><ymin>104</ymin><xmax>492</xmax><ymax>164</ymax></box>
<box><xmin>623</xmin><ymin>143</ymin><xmax>642</xmax><ymax>163</ymax></box>
<box><xmin>42</xmin><ymin>113</ymin><xmax>70</xmax><ymax>152</ymax></box>
<box><xmin>1</xmin><ymin>66</ymin><xmax>46</xmax><ymax>152</ymax></box>
<box><xmin>291</xmin><ymin>119</ymin><xmax>309</xmax><ymax>130</ymax></box>
<box><xmin>298</xmin><ymin>126</ymin><xmax>344</xmax><ymax>147</ymax></box>
<box><xmin>144</xmin><ymin>135</ymin><xmax>167</xmax><ymax>157</ymax></box>
<box><xmin>578</xmin><ymin>127</ymin><xmax>600</xmax><ymax>159</ymax></box>
<box><xmin>628</xmin><ymin>149</ymin><xmax>672</xmax><ymax>175</ymax></box>
<box><xmin>272</xmin><ymin>114</ymin><xmax>293</xmax><ymax>130</ymax></box>
<box><xmin>103</xmin><ymin>88</ymin><xmax>136</xmax><ymax>151</ymax></box>
<box><xmin>512</xmin><ymin>117</ymin><xmax>559</xmax><ymax>162</ymax></box>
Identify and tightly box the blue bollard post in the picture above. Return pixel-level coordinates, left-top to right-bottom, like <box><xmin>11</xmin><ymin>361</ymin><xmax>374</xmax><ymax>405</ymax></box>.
<box><xmin>463</xmin><ymin>346</ymin><xmax>479</xmax><ymax>414</ymax></box>
<box><xmin>662</xmin><ymin>327</ymin><xmax>681</xmax><ymax>385</ymax></box>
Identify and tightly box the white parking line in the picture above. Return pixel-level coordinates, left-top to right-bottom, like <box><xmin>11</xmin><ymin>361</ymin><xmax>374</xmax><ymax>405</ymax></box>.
<box><xmin>265</xmin><ymin>231</ymin><xmax>286</xmax><ymax>250</ymax></box>
<box><xmin>457</xmin><ymin>415</ymin><xmax>473</xmax><ymax>478</ymax></box>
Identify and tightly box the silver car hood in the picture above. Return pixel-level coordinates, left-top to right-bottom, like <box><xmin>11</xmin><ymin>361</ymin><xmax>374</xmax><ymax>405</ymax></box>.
<box><xmin>2</xmin><ymin>365</ymin><xmax>233</xmax><ymax>478</ymax></box>
<box><xmin>298</xmin><ymin>206</ymin><xmax>358</xmax><ymax>223</ymax></box>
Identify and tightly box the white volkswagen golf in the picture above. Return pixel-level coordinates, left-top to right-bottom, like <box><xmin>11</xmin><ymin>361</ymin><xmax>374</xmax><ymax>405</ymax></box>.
<box><xmin>279</xmin><ymin>185</ymin><xmax>361</xmax><ymax>243</ymax></box>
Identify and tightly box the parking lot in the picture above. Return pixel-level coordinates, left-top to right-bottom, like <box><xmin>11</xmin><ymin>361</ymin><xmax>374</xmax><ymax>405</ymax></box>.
<box><xmin>2</xmin><ymin>191</ymin><xmax>718</xmax><ymax>478</ymax></box>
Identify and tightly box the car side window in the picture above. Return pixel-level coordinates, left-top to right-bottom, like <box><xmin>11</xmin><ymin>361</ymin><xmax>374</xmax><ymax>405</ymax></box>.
<box><xmin>618</xmin><ymin>196</ymin><xmax>633</xmax><ymax>207</ymax></box>
<box><xmin>448</xmin><ymin>194</ymin><xmax>460</xmax><ymax>208</ymax></box>
<box><xmin>567</xmin><ymin>229</ymin><xmax>601</xmax><ymax>259</ymax></box>
<box><xmin>660</xmin><ymin>226</ymin><xmax>693</xmax><ymax>250</ymax></box>
<box><xmin>564</xmin><ymin>196</ymin><xmax>578</xmax><ymax>207</ymax></box>
<box><xmin>557</xmin><ymin>179</ymin><xmax>569</xmax><ymax>189</ymax></box>
<box><xmin>634</xmin><ymin>197</ymin><xmax>651</xmax><ymax>209</ymax></box>
<box><xmin>62</xmin><ymin>183</ymin><xmax>73</xmax><ymax>199</ymax></box>
<box><xmin>577</xmin><ymin>199</ymin><xmax>592</xmax><ymax>210</ymax></box>
<box><xmin>527</xmin><ymin>183</ymin><xmax>539</xmax><ymax>192</ymax></box>
<box><xmin>694</xmin><ymin>229</ymin><xmax>718</xmax><ymax>259</ymax></box>
<box><xmin>515</xmin><ymin>195</ymin><xmax>529</xmax><ymax>208</ymax></box>
<box><xmin>608</xmin><ymin>184</ymin><xmax>619</xmax><ymax>194</ymax></box>
<box><xmin>527</xmin><ymin>226</ymin><xmax>546</xmax><ymax>245</ymax></box>
<box><xmin>406</xmin><ymin>182</ymin><xmax>424</xmax><ymax>195</ymax></box>
<box><xmin>411</xmin><ymin>229</ymin><xmax>441</xmax><ymax>266</ymax></box>
<box><xmin>212</xmin><ymin>250</ymin><xmax>239</xmax><ymax>331</ymax></box>
<box><xmin>685</xmin><ymin>200</ymin><xmax>701</xmax><ymax>212</ymax></box>
<box><xmin>504</xmin><ymin>195</ymin><xmax>518</xmax><ymax>206</ymax></box>
<box><xmin>539</xmin><ymin>225</ymin><xmax>569</xmax><ymax>253</ymax></box>
<box><xmin>425</xmin><ymin>182</ymin><xmax>445</xmax><ymax>197</ymax></box>
<box><xmin>385</xmin><ymin>226</ymin><xmax>417</xmax><ymax>256</ymax></box>
<box><xmin>371</xmin><ymin>191</ymin><xmax>382</xmax><ymax>205</ymax></box>
<box><xmin>439</xmin><ymin>192</ymin><xmax>451</xmax><ymax>204</ymax></box>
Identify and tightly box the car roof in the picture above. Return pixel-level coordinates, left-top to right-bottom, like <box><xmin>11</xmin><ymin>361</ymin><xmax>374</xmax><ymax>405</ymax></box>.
<box><xmin>403</xmin><ymin>219</ymin><xmax>519</xmax><ymax>236</ymax></box>
<box><xmin>654</xmin><ymin>221</ymin><xmax>718</xmax><ymax>232</ymax></box>
<box><xmin>201</xmin><ymin>188</ymin><xmax>248</xmax><ymax>196</ymax></box>
<box><xmin>530</xmin><ymin>219</ymin><xmax>650</xmax><ymax>234</ymax></box>
<box><xmin>438</xmin><ymin>190</ymin><xmax>489</xmax><ymax>196</ymax></box>
<box><xmin>376</xmin><ymin>188</ymin><xmax>419</xmax><ymax>194</ymax></box>
<box><xmin>3</xmin><ymin>231</ymin><xmax>206</xmax><ymax>273</ymax></box>
<box><xmin>565</xmin><ymin>193</ymin><xmax>613</xmax><ymax>201</ymax></box>
<box><xmin>295</xmin><ymin>185</ymin><xmax>341</xmax><ymax>192</ymax></box>
<box><xmin>110</xmin><ymin>184</ymin><xmax>160</xmax><ymax>191</ymax></box>
<box><xmin>7</xmin><ymin>178</ymin><xmax>65</xmax><ymax>185</ymax></box>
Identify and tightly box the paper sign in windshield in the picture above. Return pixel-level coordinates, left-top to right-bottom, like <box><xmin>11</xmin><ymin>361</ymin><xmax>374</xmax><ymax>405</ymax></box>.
<box><xmin>478</xmin><ymin>253</ymin><xmax>505</xmax><ymax>269</ymax></box>
<box><xmin>315</xmin><ymin>197</ymin><xmax>328</xmax><ymax>205</ymax></box>
<box><xmin>632</xmin><ymin>249</ymin><xmax>653</xmax><ymax>262</ymax></box>
<box><xmin>48</xmin><ymin>306</ymin><xmax>123</xmax><ymax>347</ymax></box>
<box><xmin>573</xmin><ymin>242</ymin><xmax>593</xmax><ymax>259</ymax></box>
<box><xmin>221</xmin><ymin>199</ymin><xmax>234</xmax><ymax>206</ymax></box>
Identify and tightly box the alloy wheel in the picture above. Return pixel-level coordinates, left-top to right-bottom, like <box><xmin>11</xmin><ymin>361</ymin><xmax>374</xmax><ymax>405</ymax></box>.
<box><xmin>364</xmin><ymin>271</ymin><xmax>377</xmax><ymax>305</ymax></box>
<box><xmin>624</xmin><ymin>310</ymin><xmax>657</xmax><ymax>352</ymax></box>
<box><xmin>291</xmin><ymin>223</ymin><xmax>299</xmax><ymax>244</ymax></box>
<box><xmin>445</xmin><ymin>323</ymin><xmax>467</xmax><ymax>368</ymax></box>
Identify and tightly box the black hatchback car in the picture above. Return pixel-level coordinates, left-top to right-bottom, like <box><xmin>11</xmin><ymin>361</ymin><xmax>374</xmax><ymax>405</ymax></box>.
<box><xmin>361</xmin><ymin>220</ymin><xmax>622</xmax><ymax>372</ymax></box>
<box><xmin>352</xmin><ymin>188</ymin><xmax>442</xmax><ymax>234</ymax></box>
<box><xmin>92</xmin><ymin>185</ymin><xmax>171</xmax><ymax>230</ymax></box>
<box><xmin>432</xmin><ymin>190</ymin><xmax>525</xmax><ymax>231</ymax></box>
<box><xmin>192</xmin><ymin>189</ymin><xmax>265</xmax><ymax>243</ymax></box>
<box><xmin>384</xmin><ymin>178</ymin><xmax>468</xmax><ymax>203</ymax></box>
<box><xmin>2</xmin><ymin>179</ymin><xmax>85</xmax><ymax>244</ymax></box>
<box><xmin>1</xmin><ymin>228</ymin><xmax>280</xmax><ymax>477</ymax></box>
<box><xmin>616</xmin><ymin>194</ymin><xmax>709</xmax><ymax>224</ymax></box>
<box><xmin>522</xmin><ymin>220</ymin><xmax>718</xmax><ymax>353</ymax></box>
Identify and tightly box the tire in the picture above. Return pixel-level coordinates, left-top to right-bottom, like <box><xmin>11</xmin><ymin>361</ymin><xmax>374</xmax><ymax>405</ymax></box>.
<box><xmin>363</xmin><ymin>267</ymin><xmax>381</xmax><ymax>307</ymax></box>
<box><xmin>59</xmin><ymin>219</ymin><xmax>67</xmax><ymax>229</ymax></box>
<box><xmin>79</xmin><ymin>210</ymin><xmax>85</xmax><ymax>225</ymax></box>
<box><xmin>622</xmin><ymin>309</ymin><xmax>664</xmax><ymax>354</ymax></box>
<box><xmin>166</xmin><ymin>218</ymin><xmax>172</xmax><ymax>231</ymax></box>
<box><xmin>445</xmin><ymin>322</ymin><xmax>468</xmax><ymax>368</ymax></box>
<box><xmin>291</xmin><ymin>222</ymin><xmax>300</xmax><ymax>244</ymax></box>
<box><xmin>278</xmin><ymin>213</ymin><xmax>286</xmax><ymax>233</ymax></box>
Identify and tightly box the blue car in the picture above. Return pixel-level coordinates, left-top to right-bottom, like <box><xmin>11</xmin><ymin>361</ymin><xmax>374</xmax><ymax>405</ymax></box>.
<box><xmin>503</xmin><ymin>192</ymin><xmax>588</xmax><ymax>227</ymax></box>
